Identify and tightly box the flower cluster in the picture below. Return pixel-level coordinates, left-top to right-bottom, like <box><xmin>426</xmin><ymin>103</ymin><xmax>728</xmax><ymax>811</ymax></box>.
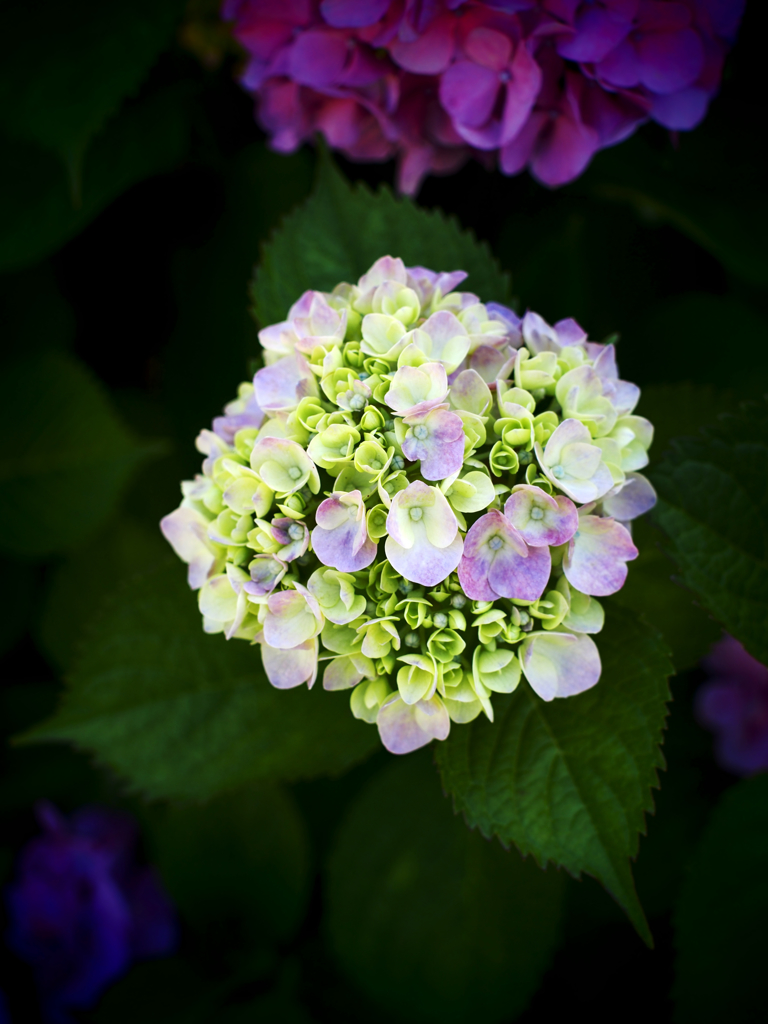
<box><xmin>162</xmin><ymin>255</ymin><xmax>656</xmax><ymax>754</ymax></box>
<box><xmin>696</xmin><ymin>635</ymin><xmax>768</xmax><ymax>777</ymax></box>
<box><xmin>221</xmin><ymin>0</ymin><xmax>744</xmax><ymax>194</ymax></box>
<box><xmin>6</xmin><ymin>803</ymin><xmax>176</xmax><ymax>1023</ymax></box>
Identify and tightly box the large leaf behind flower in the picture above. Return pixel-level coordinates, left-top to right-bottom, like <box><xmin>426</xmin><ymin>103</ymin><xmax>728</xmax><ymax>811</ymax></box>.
<box><xmin>327</xmin><ymin>752</ymin><xmax>564</xmax><ymax>1024</ymax></box>
<box><xmin>435</xmin><ymin>608</ymin><xmax>671</xmax><ymax>946</ymax></box>
<box><xmin>672</xmin><ymin>775</ymin><xmax>768</xmax><ymax>1023</ymax></box>
<box><xmin>251</xmin><ymin>152</ymin><xmax>512</xmax><ymax>327</ymax></box>
<box><xmin>21</xmin><ymin>561</ymin><xmax>379</xmax><ymax>799</ymax></box>
<box><xmin>649</xmin><ymin>399</ymin><xmax>768</xmax><ymax>664</ymax></box>
<box><xmin>0</xmin><ymin>351</ymin><xmax>161</xmax><ymax>558</ymax></box>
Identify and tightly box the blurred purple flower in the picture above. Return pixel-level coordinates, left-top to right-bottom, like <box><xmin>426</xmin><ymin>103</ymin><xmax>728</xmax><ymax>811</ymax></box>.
<box><xmin>696</xmin><ymin>635</ymin><xmax>768</xmax><ymax>777</ymax></box>
<box><xmin>6</xmin><ymin>803</ymin><xmax>176</xmax><ymax>1023</ymax></box>
<box><xmin>223</xmin><ymin>0</ymin><xmax>744</xmax><ymax>193</ymax></box>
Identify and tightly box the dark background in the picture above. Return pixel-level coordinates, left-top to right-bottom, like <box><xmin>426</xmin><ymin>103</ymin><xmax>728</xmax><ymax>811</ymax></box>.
<box><xmin>1</xmin><ymin>1</ymin><xmax>766</xmax><ymax>1021</ymax></box>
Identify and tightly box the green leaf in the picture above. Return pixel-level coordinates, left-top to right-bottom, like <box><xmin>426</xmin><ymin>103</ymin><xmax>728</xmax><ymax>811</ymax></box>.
<box><xmin>673</xmin><ymin>775</ymin><xmax>768</xmax><ymax>1023</ymax></box>
<box><xmin>0</xmin><ymin>0</ymin><xmax>185</xmax><ymax>166</ymax></box>
<box><xmin>649</xmin><ymin>398</ymin><xmax>768</xmax><ymax>664</ymax></box>
<box><xmin>0</xmin><ymin>351</ymin><xmax>162</xmax><ymax>558</ymax></box>
<box><xmin>38</xmin><ymin>517</ymin><xmax>168</xmax><ymax>672</ymax></box>
<box><xmin>144</xmin><ymin>787</ymin><xmax>310</xmax><ymax>947</ymax></box>
<box><xmin>578</xmin><ymin>128</ymin><xmax>768</xmax><ymax>287</ymax></box>
<box><xmin>252</xmin><ymin>151</ymin><xmax>511</xmax><ymax>328</ymax></box>
<box><xmin>435</xmin><ymin>607</ymin><xmax>672</xmax><ymax>946</ymax></box>
<box><xmin>21</xmin><ymin>561</ymin><xmax>379</xmax><ymax>800</ymax></box>
<box><xmin>327</xmin><ymin>752</ymin><xmax>565</xmax><ymax>1024</ymax></box>
<box><xmin>0</xmin><ymin>83</ymin><xmax>192</xmax><ymax>273</ymax></box>
<box><xmin>613</xmin><ymin>517</ymin><xmax>720</xmax><ymax>672</ymax></box>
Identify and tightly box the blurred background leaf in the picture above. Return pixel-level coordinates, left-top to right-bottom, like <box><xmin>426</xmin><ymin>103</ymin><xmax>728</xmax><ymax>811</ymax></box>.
<box><xmin>0</xmin><ymin>351</ymin><xmax>165</xmax><ymax>558</ymax></box>
<box><xmin>650</xmin><ymin>399</ymin><xmax>768</xmax><ymax>664</ymax></box>
<box><xmin>326</xmin><ymin>752</ymin><xmax>564</xmax><ymax>1023</ymax></box>
<box><xmin>23</xmin><ymin>561</ymin><xmax>379</xmax><ymax>799</ymax></box>
<box><xmin>436</xmin><ymin>608</ymin><xmax>672</xmax><ymax>944</ymax></box>
<box><xmin>672</xmin><ymin>774</ymin><xmax>768</xmax><ymax>1023</ymax></box>
<box><xmin>0</xmin><ymin>0</ymin><xmax>185</xmax><ymax>173</ymax></box>
<box><xmin>252</xmin><ymin>151</ymin><xmax>511</xmax><ymax>330</ymax></box>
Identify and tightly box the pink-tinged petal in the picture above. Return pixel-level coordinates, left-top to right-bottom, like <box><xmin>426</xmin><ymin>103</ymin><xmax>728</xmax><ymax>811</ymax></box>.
<box><xmin>499</xmin><ymin>42</ymin><xmax>542</xmax><ymax>146</ymax></box>
<box><xmin>650</xmin><ymin>87</ymin><xmax>710</xmax><ymax>130</ymax></box>
<box><xmin>402</xmin><ymin>407</ymin><xmax>465</xmax><ymax>481</ymax></box>
<box><xmin>390</xmin><ymin>13</ymin><xmax>456</xmax><ymax>73</ymax></box>
<box><xmin>464</xmin><ymin>27</ymin><xmax>512</xmax><ymax>72</ymax></box>
<box><xmin>385</xmin><ymin>361</ymin><xmax>448</xmax><ymax>413</ymax></box>
<box><xmin>542</xmin><ymin>416</ymin><xmax>591</xmax><ymax>462</ymax></box>
<box><xmin>263</xmin><ymin>590</ymin><xmax>322</xmax><ymax>649</ymax></box>
<box><xmin>244</xmin><ymin>554</ymin><xmax>287</xmax><ymax>596</ymax></box>
<box><xmin>358</xmin><ymin>255</ymin><xmax>408</xmax><ymax>292</ymax></box>
<box><xmin>262</xmin><ymin>638</ymin><xmax>318</xmax><ymax>690</ymax></box>
<box><xmin>253</xmin><ymin>353</ymin><xmax>318</xmax><ymax>413</ymax></box>
<box><xmin>449</xmin><ymin>369</ymin><xmax>492</xmax><ymax>415</ymax></box>
<box><xmin>377</xmin><ymin>693</ymin><xmax>450</xmax><ymax>754</ymax></box>
<box><xmin>504</xmin><ymin>485</ymin><xmax>579</xmax><ymax>547</ymax></box>
<box><xmin>521</xmin><ymin>631</ymin><xmax>601</xmax><ymax>701</ymax></box>
<box><xmin>458</xmin><ymin>510</ymin><xmax>548</xmax><ymax>602</ymax></box>
<box><xmin>439</xmin><ymin>60</ymin><xmax>499</xmax><ymax>129</ymax></box>
<box><xmin>489</xmin><ymin>541</ymin><xmax>551</xmax><ymax>602</ymax></box>
<box><xmin>531</xmin><ymin>105</ymin><xmax>600</xmax><ymax>187</ymax></box>
<box><xmin>499</xmin><ymin>109</ymin><xmax>545</xmax><ymax>176</ymax></box>
<box><xmin>601</xmin><ymin>472</ymin><xmax>657</xmax><ymax>521</ymax></box>
<box><xmin>320</xmin><ymin>0</ymin><xmax>389</xmax><ymax>28</ymax></box>
<box><xmin>636</xmin><ymin>28</ymin><xmax>704</xmax><ymax>95</ymax></box>
<box><xmin>596</xmin><ymin>38</ymin><xmax>641</xmax><ymax>88</ymax></box>
<box><xmin>160</xmin><ymin>507</ymin><xmax>221</xmax><ymax>590</ymax></box>
<box><xmin>312</xmin><ymin>520</ymin><xmax>377</xmax><ymax>572</ymax></box>
<box><xmin>288</xmin><ymin>29</ymin><xmax>348</xmax><ymax>87</ymax></box>
<box><xmin>554</xmin><ymin>317</ymin><xmax>587</xmax><ymax>347</ymax></box>
<box><xmin>557</xmin><ymin>6</ymin><xmax>633</xmax><ymax>63</ymax></box>
<box><xmin>564</xmin><ymin>515</ymin><xmax>638</xmax><ymax>596</ymax></box>
<box><xmin>386</xmin><ymin>530</ymin><xmax>463</xmax><ymax>587</ymax></box>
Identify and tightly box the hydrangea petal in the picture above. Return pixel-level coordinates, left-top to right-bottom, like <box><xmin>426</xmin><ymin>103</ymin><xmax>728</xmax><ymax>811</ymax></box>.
<box><xmin>601</xmin><ymin>472</ymin><xmax>657</xmax><ymax>521</ymax></box>
<box><xmin>520</xmin><ymin>631</ymin><xmax>602</xmax><ymax>701</ymax></box>
<box><xmin>262</xmin><ymin>638</ymin><xmax>319</xmax><ymax>690</ymax></box>
<box><xmin>376</xmin><ymin>693</ymin><xmax>450</xmax><ymax>754</ymax></box>
<box><xmin>564</xmin><ymin>515</ymin><xmax>638</xmax><ymax>596</ymax></box>
<box><xmin>504</xmin><ymin>485</ymin><xmax>579</xmax><ymax>547</ymax></box>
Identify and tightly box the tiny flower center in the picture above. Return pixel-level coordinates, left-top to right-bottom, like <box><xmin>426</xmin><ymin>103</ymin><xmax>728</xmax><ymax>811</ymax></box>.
<box><xmin>530</xmin><ymin>507</ymin><xmax>544</xmax><ymax>520</ymax></box>
<box><xmin>393</xmin><ymin>455</ymin><xmax>405</xmax><ymax>470</ymax></box>
<box><xmin>370</xmin><ymin>460</ymin><xmax>382</xmax><ymax>470</ymax></box>
<box><xmin>552</xmin><ymin>464</ymin><xmax>565</xmax><ymax>479</ymax></box>
<box><xmin>450</xmin><ymin>594</ymin><xmax>466</xmax><ymax>609</ymax></box>
<box><xmin>350</xmin><ymin>394</ymin><xmax>365</xmax><ymax>410</ymax></box>
<box><xmin>288</xmin><ymin>466</ymin><xmax>302</xmax><ymax>480</ymax></box>
<box><xmin>409</xmin><ymin>507</ymin><xmax>424</xmax><ymax>521</ymax></box>
<box><xmin>433</xmin><ymin>612</ymin><xmax>448</xmax><ymax>628</ymax></box>
<box><xmin>288</xmin><ymin>523</ymin><xmax>304</xmax><ymax>540</ymax></box>
<box><xmin>413</xmin><ymin>424</ymin><xmax>429</xmax><ymax>440</ymax></box>
<box><xmin>488</xmin><ymin>536</ymin><xmax>503</xmax><ymax>550</ymax></box>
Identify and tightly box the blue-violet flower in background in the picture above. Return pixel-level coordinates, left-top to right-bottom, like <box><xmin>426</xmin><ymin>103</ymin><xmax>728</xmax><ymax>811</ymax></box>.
<box><xmin>6</xmin><ymin>803</ymin><xmax>176</xmax><ymax>1023</ymax></box>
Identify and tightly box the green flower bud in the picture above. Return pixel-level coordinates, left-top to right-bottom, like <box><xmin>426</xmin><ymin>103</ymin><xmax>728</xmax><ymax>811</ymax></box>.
<box><xmin>397</xmin><ymin>596</ymin><xmax>432</xmax><ymax>630</ymax></box>
<box><xmin>489</xmin><ymin>441</ymin><xmax>520</xmax><ymax>477</ymax></box>
<box><xmin>366</xmin><ymin>503</ymin><xmax>389</xmax><ymax>540</ymax></box>
<box><xmin>359</xmin><ymin>404</ymin><xmax>386</xmax><ymax>432</ymax></box>
<box><xmin>357</xmin><ymin>617</ymin><xmax>400</xmax><ymax>659</ymax></box>
<box><xmin>307</xmin><ymin>423</ymin><xmax>360</xmax><ymax>472</ymax></box>
<box><xmin>472</xmin><ymin>608</ymin><xmax>507</xmax><ymax>645</ymax></box>
<box><xmin>355</xmin><ymin>439</ymin><xmax>393</xmax><ymax>478</ymax></box>
<box><xmin>396</xmin><ymin>653</ymin><xmax>437</xmax><ymax>703</ymax></box>
<box><xmin>530</xmin><ymin>589</ymin><xmax>569</xmax><ymax>630</ymax></box>
<box><xmin>427</xmin><ymin>628</ymin><xmax>466</xmax><ymax>664</ymax></box>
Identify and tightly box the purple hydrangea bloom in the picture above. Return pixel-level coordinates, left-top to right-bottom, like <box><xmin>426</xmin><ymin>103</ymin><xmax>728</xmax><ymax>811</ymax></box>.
<box><xmin>223</xmin><ymin>0</ymin><xmax>744</xmax><ymax>194</ymax></box>
<box><xmin>696</xmin><ymin>635</ymin><xmax>768</xmax><ymax>777</ymax></box>
<box><xmin>6</xmin><ymin>803</ymin><xmax>176</xmax><ymax>1023</ymax></box>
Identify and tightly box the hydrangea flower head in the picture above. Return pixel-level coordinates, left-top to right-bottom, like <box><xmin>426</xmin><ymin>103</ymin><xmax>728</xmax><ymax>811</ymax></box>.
<box><xmin>162</xmin><ymin>255</ymin><xmax>655</xmax><ymax>754</ymax></box>
<box><xmin>6</xmin><ymin>803</ymin><xmax>176</xmax><ymax>1023</ymax></box>
<box><xmin>696</xmin><ymin>635</ymin><xmax>768</xmax><ymax>776</ymax></box>
<box><xmin>222</xmin><ymin>0</ymin><xmax>745</xmax><ymax>194</ymax></box>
